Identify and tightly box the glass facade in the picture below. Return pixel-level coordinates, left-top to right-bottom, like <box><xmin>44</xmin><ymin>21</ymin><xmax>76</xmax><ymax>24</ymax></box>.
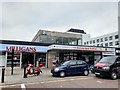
<box><xmin>32</xmin><ymin>30</ymin><xmax>82</xmax><ymax>45</ymax></box>
<box><xmin>59</xmin><ymin>51</ymin><xmax>94</xmax><ymax>65</ymax></box>
<box><xmin>7</xmin><ymin>52</ymin><xmax>20</xmax><ymax>67</ymax></box>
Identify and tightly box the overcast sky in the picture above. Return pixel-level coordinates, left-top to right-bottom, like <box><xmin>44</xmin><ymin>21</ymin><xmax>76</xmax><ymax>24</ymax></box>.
<box><xmin>0</xmin><ymin>0</ymin><xmax>118</xmax><ymax>41</ymax></box>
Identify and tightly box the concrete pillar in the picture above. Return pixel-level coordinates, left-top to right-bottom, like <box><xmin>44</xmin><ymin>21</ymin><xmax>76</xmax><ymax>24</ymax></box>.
<box><xmin>5</xmin><ymin>52</ymin><xmax>7</xmax><ymax>68</ymax></box>
<box><xmin>20</xmin><ymin>52</ymin><xmax>22</xmax><ymax>68</ymax></box>
<box><xmin>46</xmin><ymin>53</ymin><xmax>48</xmax><ymax>68</ymax></box>
<box><xmin>34</xmin><ymin>53</ymin><xmax>36</xmax><ymax>66</ymax></box>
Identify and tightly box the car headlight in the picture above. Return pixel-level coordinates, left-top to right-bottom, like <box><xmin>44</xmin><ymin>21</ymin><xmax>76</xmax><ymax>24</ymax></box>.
<box><xmin>54</xmin><ymin>68</ymin><xmax>59</xmax><ymax>72</ymax></box>
<box><xmin>102</xmin><ymin>66</ymin><xmax>110</xmax><ymax>70</ymax></box>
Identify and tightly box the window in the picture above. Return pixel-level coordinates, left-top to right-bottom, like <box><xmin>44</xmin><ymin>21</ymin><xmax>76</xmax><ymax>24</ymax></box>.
<box><xmin>115</xmin><ymin>35</ymin><xmax>119</xmax><ymax>39</ymax></box>
<box><xmin>87</xmin><ymin>42</ymin><xmax>89</xmax><ymax>44</ymax></box>
<box><xmin>90</xmin><ymin>41</ymin><xmax>92</xmax><ymax>44</ymax></box>
<box><xmin>100</xmin><ymin>38</ymin><xmax>103</xmax><ymax>42</ymax></box>
<box><xmin>77</xmin><ymin>61</ymin><xmax>83</xmax><ymax>65</ymax></box>
<box><xmin>109</xmin><ymin>36</ymin><xmax>113</xmax><ymax>40</ymax></box>
<box><xmin>84</xmin><ymin>42</ymin><xmax>86</xmax><ymax>45</ymax></box>
<box><xmin>69</xmin><ymin>61</ymin><xmax>77</xmax><ymax>66</ymax></box>
<box><xmin>77</xmin><ymin>61</ymin><xmax>86</xmax><ymax>65</ymax></box>
<box><xmin>109</xmin><ymin>42</ymin><xmax>113</xmax><ymax>46</ymax></box>
<box><xmin>105</xmin><ymin>43</ymin><xmax>108</xmax><ymax>47</ymax></box>
<box><xmin>115</xmin><ymin>41</ymin><xmax>119</xmax><ymax>45</ymax></box>
<box><xmin>105</xmin><ymin>37</ymin><xmax>108</xmax><ymax>41</ymax></box>
<box><xmin>97</xmin><ymin>39</ymin><xmax>99</xmax><ymax>43</ymax></box>
<box><xmin>93</xmin><ymin>40</ymin><xmax>95</xmax><ymax>43</ymax></box>
<box><xmin>100</xmin><ymin>44</ymin><xmax>103</xmax><ymax>46</ymax></box>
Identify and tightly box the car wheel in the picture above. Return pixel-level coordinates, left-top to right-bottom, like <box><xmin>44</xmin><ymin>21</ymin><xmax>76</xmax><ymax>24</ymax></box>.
<box><xmin>52</xmin><ymin>74</ymin><xmax>56</xmax><ymax>77</ymax></box>
<box><xmin>83</xmin><ymin>70</ymin><xmax>89</xmax><ymax>76</ymax></box>
<box><xmin>59</xmin><ymin>71</ymin><xmax>65</xmax><ymax>77</ymax></box>
<box><xmin>111</xmin><ymin>71</ymin><xmax>117</xmax><ymax>80</ymax></box>
<box><xmin>95</xmin><ymin>74</ymin><xmax>100</xmax><ymax>77</ymax></box>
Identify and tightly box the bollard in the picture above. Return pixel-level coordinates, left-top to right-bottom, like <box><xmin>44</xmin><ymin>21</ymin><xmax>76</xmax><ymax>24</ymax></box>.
<box><xmin>23</xmin><ymin>65</ymin><xmax>27</xmax><ymax>78</ymax></box>
<box><xmin>1</xmin><ymin>68</ymin><xmax>5</xmax><ymax>83</ymax></box>
<box><xmin>11</xmin><ymin>49</ymin><xmax>14</xmax><ymax>75</ymax></box>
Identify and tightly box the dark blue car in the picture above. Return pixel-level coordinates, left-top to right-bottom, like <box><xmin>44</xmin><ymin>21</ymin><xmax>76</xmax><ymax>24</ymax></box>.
<box><xmin>51</xmin><ymin>60</ymin><xmax>89</xmax><ymax>77</ymax></box>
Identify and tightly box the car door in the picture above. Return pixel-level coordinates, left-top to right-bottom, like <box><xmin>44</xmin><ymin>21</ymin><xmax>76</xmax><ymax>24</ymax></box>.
<box><xmin>76</xmin><ymin>61</ymin><xmax>86</xmax><ymax>74</ymax></box>
<box><xmin>67</xmin><ymin>61</ymin><xmax>77</xmax><ymax>75</ymax></box>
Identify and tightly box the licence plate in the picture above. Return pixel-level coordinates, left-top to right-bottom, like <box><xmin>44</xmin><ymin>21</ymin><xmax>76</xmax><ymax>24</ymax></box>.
<box><xmin>95</xmin><ymin>72</ymin><xmax>100</xmax><ymax>75</ymax></box>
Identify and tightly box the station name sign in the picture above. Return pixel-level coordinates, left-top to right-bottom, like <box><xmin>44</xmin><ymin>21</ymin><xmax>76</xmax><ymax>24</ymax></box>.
<box><xmin>6</xmin><ymin>46</ymin><xmax>36</xmax><ymax>52</ymax></box>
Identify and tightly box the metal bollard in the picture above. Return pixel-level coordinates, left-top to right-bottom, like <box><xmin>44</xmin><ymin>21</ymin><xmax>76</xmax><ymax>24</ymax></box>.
<box><xmin>1</xmin><ymin>68</ymin><xmax>5</xmax><ymax>83</ymax></box>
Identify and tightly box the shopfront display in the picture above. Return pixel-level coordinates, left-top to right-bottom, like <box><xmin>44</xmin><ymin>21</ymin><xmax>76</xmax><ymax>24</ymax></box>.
<box><xmin>7</xmin><ymin>52</ymin><xmax>20</xmax><ymax>67</ymax></box>
<box><xmin>0</xmin><ymin>43</ymin><xmax>48</xmax><ymax>68</ymax></box>
<box><xmin>0</xmin><ymin>41</ymin><xmax>116</xmax><ymax>68</ymax></box>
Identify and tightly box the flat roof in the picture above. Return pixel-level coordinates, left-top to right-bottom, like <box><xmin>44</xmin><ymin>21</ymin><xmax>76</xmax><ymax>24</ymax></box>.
<box><xmin>0</xmin><ymin>40</ymin><xmax>51</xmax><ymax>46</ymax></box>
<box><xmin>32</xmin><ymin>29</ymin><xmax>82</xmax><ymax>42</ymax></box>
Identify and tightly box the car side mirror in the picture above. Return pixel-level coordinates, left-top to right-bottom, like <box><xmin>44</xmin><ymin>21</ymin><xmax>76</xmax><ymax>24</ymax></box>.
<box><xmin>116</xmin><ymin>61</ymin><xmax>120</xmax><ymax>64</ymax></box>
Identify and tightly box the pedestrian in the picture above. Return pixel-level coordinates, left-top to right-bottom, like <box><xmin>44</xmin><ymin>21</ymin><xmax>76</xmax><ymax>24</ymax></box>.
<box><xmin>56</xmin><ymin>59</ymin><xmax>59</xmax><ymax>66</ymax></box>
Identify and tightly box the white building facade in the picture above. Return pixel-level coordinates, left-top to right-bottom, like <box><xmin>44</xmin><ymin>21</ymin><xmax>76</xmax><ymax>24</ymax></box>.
<box><xmin>83</xmin><ymin>31</ymin><xmax>119</xmax><ymax>47</ymax></box>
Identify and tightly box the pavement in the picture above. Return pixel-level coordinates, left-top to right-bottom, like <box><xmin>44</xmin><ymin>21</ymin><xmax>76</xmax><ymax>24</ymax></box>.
<box><xmin>1</xmin><ymin>67</ymin><xmax>119</xmax><ymax>89</ymax></box>
<box><xmin>0</xmin><ymin>67</ymin><xmax>95</xmax><ymax>86</ymax></box>
<box><xmin>0</xmin><ymin>67</ymin><xmax>54</xmax><ymax>86</ymax></box>
<box><xmin>0</xmin><ymin>67</ymin><xmax>119</xmax><ymax>90</ymax></box>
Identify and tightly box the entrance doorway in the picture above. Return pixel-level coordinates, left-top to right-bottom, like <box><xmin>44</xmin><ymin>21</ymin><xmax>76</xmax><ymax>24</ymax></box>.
<box><xmin>22</xmin><ymin>52</ymin><xmax>34</xmax><ymax>67</ymax></box>
<box><xmin>59</xmin><ymin>51</ymin><xmax>94</xmax><ymax>65</ymax></box>
<box><xmin>35</xmin><ymin>53</ymin><xmax>46</xmax><ymax>67</ymax></box>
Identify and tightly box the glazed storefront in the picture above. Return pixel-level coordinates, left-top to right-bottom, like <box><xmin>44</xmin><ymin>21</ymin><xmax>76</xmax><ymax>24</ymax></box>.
<box><xmin>0</xmin><ymin>44</ymin><xmax>48</xmax><ymax>68</ymax></box>
<box><xmin>47</xmin><ymin>44</ymin><xmax>116</xmax><ymax>68</ymax></box>
<box><xmin>0</xmin><ymin>43</ymin><xmax>116</xmax><ymax>68</ymax></box>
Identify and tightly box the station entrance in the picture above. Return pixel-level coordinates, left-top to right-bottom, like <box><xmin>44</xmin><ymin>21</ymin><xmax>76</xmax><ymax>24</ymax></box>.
<box><xmin>47</xmin><ymin>50</ymin><xmax>103</xmax><ymax>68</ymax></box>
<box><xmin>59</xmin><ymin>51</ymin><xmax>95</xmax><ymax>65</ymax></box>
<box><xmin>58</xmin><ymin>50</ymin><xmax>103</xmax><ymax>67</ymax></box>
<box><xmin>47</xmin><ymin>44</ymin><xmax>115</xmax><ymax>68</ymax></box>
<box><xmin>22</xmin><ymin>52</ymin><xmax>34</xmax><ymax>67</ymax></box>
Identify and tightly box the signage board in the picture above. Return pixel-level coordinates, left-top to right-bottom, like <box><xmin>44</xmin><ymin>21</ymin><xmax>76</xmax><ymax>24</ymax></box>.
<box><xmin>0</xmin><ymin>44</ymin><xmax>48</xmax><ymax>53</ymax></box>
<box><xmin>102</xmin><ymin>52</ymin><xmax>115</xmax><ymax>55</ymax></box>
<box><xmin>0</xmin><ymin>55</ymin><xmax>6</xmax><ymax>67</ymax></box>
<box><xmin>48</xmin><ymin>45</ymin><xmax>115</xmax><ymax>52</ymax></box>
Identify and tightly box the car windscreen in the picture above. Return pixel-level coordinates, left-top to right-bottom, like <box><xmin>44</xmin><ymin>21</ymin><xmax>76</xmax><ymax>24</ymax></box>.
<box><xmin>61</xmin><ymin>61</ymin><xmax>70</xmax><ymax>66</ymax></box>
<box><xmin>99</xmin><ymin>56</ymin><xmax>117</xmax><ymax>64</ymax></box>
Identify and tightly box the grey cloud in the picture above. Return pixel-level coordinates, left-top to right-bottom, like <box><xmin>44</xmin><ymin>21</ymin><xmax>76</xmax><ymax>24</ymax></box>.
<box><xmin>2</xmin><ymin>2</ymin><xmax>118</xmax><ymax>41</ymax></box>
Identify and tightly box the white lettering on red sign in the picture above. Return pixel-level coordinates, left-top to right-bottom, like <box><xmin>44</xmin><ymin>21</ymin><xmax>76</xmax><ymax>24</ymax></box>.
<box><xmin>6</xmin><ymin>46</ymin><xmax>36</xmax><ymax>52</ymax></box>
<box><xmin>76</xmin><ymin>47</ymin><xmax>96</xmax><ymax>51</ymax></box>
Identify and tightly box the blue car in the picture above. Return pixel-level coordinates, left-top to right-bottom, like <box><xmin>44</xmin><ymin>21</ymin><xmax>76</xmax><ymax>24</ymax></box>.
<box><xmin>51</xmin><ymin>60</ymin><xmax>89</xmax><ymax>77</ymax></box>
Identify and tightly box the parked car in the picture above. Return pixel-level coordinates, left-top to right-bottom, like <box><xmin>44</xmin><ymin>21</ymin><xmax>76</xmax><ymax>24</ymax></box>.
<box><xmin>93</xmin><ymin>56</ymin><xmax>120</xmax><ymax>80</ymax></box>
<box><xmin>51</xmin><ymin>60</ymin><xmax>89</xmax><ymax>77</ymax></box>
